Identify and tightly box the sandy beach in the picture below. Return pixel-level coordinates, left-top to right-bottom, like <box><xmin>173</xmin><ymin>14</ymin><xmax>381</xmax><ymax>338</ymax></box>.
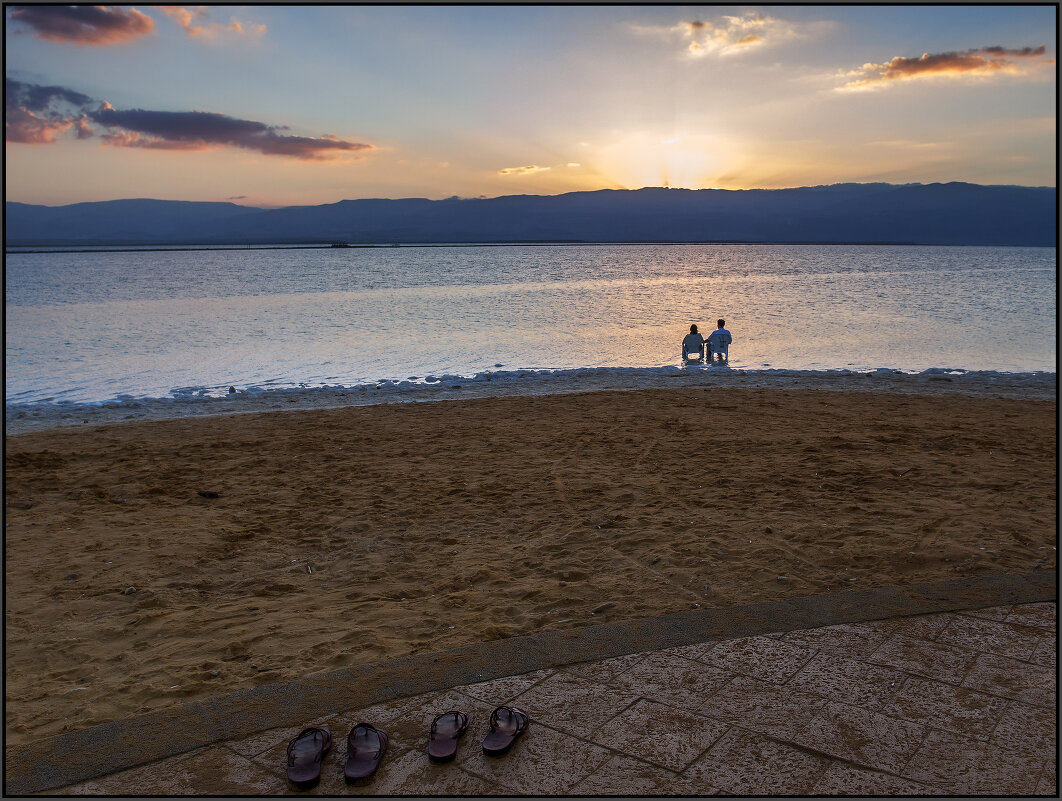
<box><xmin>4</xmin><ymin>384</ymin><xmax>1056</xmax><ymax>747</ymax></box>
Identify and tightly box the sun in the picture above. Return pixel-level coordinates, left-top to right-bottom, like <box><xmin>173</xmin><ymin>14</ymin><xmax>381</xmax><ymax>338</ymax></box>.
<box><xmin>591</xmin><ymin>130</ymin><xmax>730</xmax><ymax>190</ymax></box>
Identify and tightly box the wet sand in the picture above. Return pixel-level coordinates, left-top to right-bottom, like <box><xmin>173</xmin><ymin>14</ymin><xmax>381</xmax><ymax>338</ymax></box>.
<box><xmin>4</xmin><ymin>385</ymin><xmax>1056</xmax><ymax>746</ymax></box>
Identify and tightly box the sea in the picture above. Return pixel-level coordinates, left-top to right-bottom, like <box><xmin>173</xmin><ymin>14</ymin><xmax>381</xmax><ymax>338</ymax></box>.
<box><xmin>4</xmin><ymin>243</ymin><xmax>1057</xmax><ymax>418</ymax></box>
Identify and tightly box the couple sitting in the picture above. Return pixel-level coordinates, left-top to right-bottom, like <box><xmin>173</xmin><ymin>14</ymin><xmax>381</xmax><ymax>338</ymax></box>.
<box><xmin>682</xmin><ymin>319</ymin><xmax>732</xmax><ymax>364</ymax></box>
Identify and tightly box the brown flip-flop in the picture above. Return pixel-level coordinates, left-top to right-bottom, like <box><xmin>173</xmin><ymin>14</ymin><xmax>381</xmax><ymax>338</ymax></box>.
<box><xmin>428</xmin><ymin>710</ymin><xmax>470</xmax><ymax>762</ymax></box>
<box><xmin>286</xmin><ymin>726</ymin><xmax>332</xmax><ymax>790</ymax></box>
<box><xmin>344</xmin><ymin>722</ymin><xmax>388</xmax><ymax>783</ymax></box>
<box><xmin>481</xmin><ymin>706</ymin><xmax>530</xmax><ymax>756</ymax></box>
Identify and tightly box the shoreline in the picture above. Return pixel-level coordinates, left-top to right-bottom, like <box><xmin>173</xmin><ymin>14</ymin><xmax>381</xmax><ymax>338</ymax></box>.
<box><xmin>6</xmin><ymin>367</ymin><xmax>1056</xmax><ymax>436</ymax></box>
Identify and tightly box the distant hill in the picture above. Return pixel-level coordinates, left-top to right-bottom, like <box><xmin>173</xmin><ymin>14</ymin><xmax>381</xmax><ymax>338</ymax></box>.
<box><xmin>5</xmin><ymin>183</ymin><xmax>1056</xmax><ymax>247</ymax></box>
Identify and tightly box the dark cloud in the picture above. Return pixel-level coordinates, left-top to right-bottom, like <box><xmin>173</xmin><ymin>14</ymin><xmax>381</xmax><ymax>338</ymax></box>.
<box><xmin>5</xmin><ymin>79</ymin><xmax>373</xmax><ymax>159</ymax></box>
<box><xmin>90</xmin><ymin>105</ymin><xmax>372</xmax><ymax>159</ymax></box>
<box><xmin>5</xmin><ymin>77</ymin><xmax>93</xmax><ymax>143</ymax></box>
<box><xmin>6</xmin><ymin>78</ymin><xmax>94</xmax><ymax>111</ymax></box>
<box><xmin>7</xmin><ymin>5</ymin><xmax>154</xmax><ymax>45</ymax></box>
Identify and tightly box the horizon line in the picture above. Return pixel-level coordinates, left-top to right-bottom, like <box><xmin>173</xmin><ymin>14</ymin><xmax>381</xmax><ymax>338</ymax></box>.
<box><xmin>7</xmin><ymin>180</ymin><xmax>1057</xmax><ymax>209</ymax></box>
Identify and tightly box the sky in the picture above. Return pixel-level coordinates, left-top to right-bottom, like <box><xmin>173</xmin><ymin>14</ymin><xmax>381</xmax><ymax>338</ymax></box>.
<box><xmin>4</xmin><ymin>4</ymin><xmax>1057</xmax><ymax>207</ymax></box>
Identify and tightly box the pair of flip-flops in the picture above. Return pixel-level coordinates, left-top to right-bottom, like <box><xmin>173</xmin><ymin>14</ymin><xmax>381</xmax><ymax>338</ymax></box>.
<box><xmin>286</xmin><ymin>722</ymin><xmax>388</xmax><ymax>789</ymax></box>
<box><xmin>429</xmin><ymin>706</ymin><xmax>530</xmax><ymax>761</ymax></box>
<box><xmin>286</xmin><ymin>706</ymin><xmax>529</xmax><ymax>789</ymax></box>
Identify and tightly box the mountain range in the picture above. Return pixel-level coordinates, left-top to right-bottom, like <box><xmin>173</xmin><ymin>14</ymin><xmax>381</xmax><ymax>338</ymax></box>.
<box><xmin>5</xmin><ymin>183</ymin><xmax>1056</xmax><ymax>248</ymax></box>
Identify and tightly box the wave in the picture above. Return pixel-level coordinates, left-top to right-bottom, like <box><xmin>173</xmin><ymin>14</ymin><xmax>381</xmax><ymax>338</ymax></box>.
<box><xmin>6</xmin><ymin>365</ymin><xmax>1056</xmax><ymax>435</ymax></box>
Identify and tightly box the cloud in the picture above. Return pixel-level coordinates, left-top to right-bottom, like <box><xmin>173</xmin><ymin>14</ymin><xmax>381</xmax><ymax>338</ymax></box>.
<box><xmin>840</xmin><ymin>45</ymin><xmax>1051</xmax><ymax>90</ymax></box>
<box><xmin>160</xmin><ymin>6</ymin><xmax>266</xmax><ymax>39</ymax></box>
<box><xmin>5</xmin><ymin>79</ymin><xmax>372</xmax><ymax>159</ymax></box>
<box><xmin>7</xmin><ymin>5</ymin><xmax>153</xmax><ymax>45</ymax></box>
<box><xmin>91</xmin><ymin>104</ymin><xmax>371</xmax><ymax>159</ymax></box>
<box><xmin>498</xmin><ymin>165</ymin><xmax>552</xmax><ymax>176</ymax></box>
<box><xmin>5</xmin><ymin>78</ymin><xmax>94</xmax><ymax>143</ymax></box>
<box><xmin>636</xmin><ymin>12</ymin><xmax>796</xmax><ymax>57</ymax></box>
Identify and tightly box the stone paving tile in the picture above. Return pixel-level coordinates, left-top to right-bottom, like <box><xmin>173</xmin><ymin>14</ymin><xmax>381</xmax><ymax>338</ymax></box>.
<box><xmin>456</xmin><ymin>720</ymin><xmax>611</xmax><ymax>795</ymax></box>
<box><xmin>1028</xmin><ymin>633</ymin><xmax>1056</xmax><ymax>668</ymax></box>
<box><xmin>222</xmin><ymin>712</ymin><xmax>339</xmax><ymax>759</ymax></box>
<box><xmin>340</xmin><ymin>687</ymin><xmax>495</xmax><ymax>754</ymax></box>
<box><xmin>562</xmin><ymin>649</ymin><xmax>649</xmax><ymax>683</ymax></box>
<box><xmin>507</xmin><ymin>670</ymin><xmax>639</xmax><ymax>739</ymax></box>
<box><xmin>809</xmin><ymin>762</ymin><xmax>947</xmax><ymax>796</ymax></box>
<box><xmin>867</xmin><ymin>633</ymin><xmax>978</xmax><ymax>684</ymax></box>
<box><xmin>570</xmin><ymin>754</ymin><xmax>716</xmax><ymax>795</ymax></box>
<box><xmin>1036</xmin><ymin>765</ymin><xmax>1058</xmax><ymax>796</ymax></box>
<box><xmin>876</xmin><ymin>674</ymin><xmax>1009</xmax><ymax>741</ymax></box>
<box><xmin>989</xmin><ymin>699</ymin><xmax>1057</xmax><ymax>754</ymax></box>
<box><xmin>960</xmin><ymin>652</ymin><xmax>1056</xmax><ymax>707</ymax></box>
<box><xmin>605</xmin><ymin>650</ymin><xmax>733</xmax><ymax>709</ymax></box>
<box><xmin>56</xmin><ymin>744</ymin><xmax>288</xmax><ymax>796</ymax></box>
<box><xmin>698</xmin><ymin>675</ymin><xmax>826</xmax><ymax>741</ymax></box>
<box><xmin>697</xmin><ymin>635</ymin><xmax>818</xmax><ymax>684</ymax></box>
<box><xmin>148</xmin><ymin>745</ymin><xmax>288</xmax><ymax>795</ymax></box>
<box><xmin>862</xmin><ymin>611</ymin><xmax>955</xmax><ymax>640</ymax></box>
<box><xmin>902</xmin><ymin>729</ymin><xmax>1045</xmax><ymax>795</ymax></box>
<box><xmin>343</xmin><ymin>746</ymin><xmax>504</xmax><ymax>795</ymax></box>
<box><xmin>684</xmin><ymin>726</ymin><xmax>831</xmax><ymax>795</ymax></box>
<box><xmin>456</xmin><ymin>667</ymin><xmax>555</xmax><ymax>706</ymax></box>
<box><xmin>586</xmin><ymin>698</ymin><xmax>729</xmax><ymax>772</ymax></box>
<box><xmin>935</xmin><ymin>614</ymin><xmax>1043</xmax><ymax>660</ymax></box>
<box><xmin>778</xmin><ymin>621</ymin><xmax>890</xmax><ymax>658</ymax></box>
<box><xmin>788</xmin><ymin>700</ymin><xmax>926</xmax><ymax>775</ymax></box>
<box><xmin>786</xmin><ymin>651</ymin><xmax>906</xmax><ymax>710</ymax></box>
<box><xmin>1003</xmin><ymin>601</ymin><xmax>1056</xmax><ymax>629</ymax></box>
<box><xmin>959</xmin><ymin>605</ymin><xmax>1012</xmax><ymax>621</ymax></box>
<box><xmin>49</xmin><ymin>747</ymin><xmax>204</xmax><ymax>795</ymax></box>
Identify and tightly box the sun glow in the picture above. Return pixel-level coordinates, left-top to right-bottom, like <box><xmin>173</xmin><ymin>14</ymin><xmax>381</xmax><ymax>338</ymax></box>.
<box><xmin>592</xmin><ymin>130</ymin><xmax>730</xmax><ymax>190</ymax></box>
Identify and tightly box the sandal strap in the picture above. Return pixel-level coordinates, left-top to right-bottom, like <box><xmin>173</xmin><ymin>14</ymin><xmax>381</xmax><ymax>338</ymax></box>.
<box><xmin>287</xmin><ymin>727</ymin><xmax>325</xmax><ymax>763</ymax></box>
<box><xmin>430</xmin><ymin>710</ymin><xmax>464</xmax><ymax>734</ymax></box>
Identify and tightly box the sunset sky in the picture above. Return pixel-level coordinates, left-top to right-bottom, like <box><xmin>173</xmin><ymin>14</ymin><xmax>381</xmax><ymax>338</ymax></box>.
<box><xmin>5</xmin><ymin>4</ymin><xmax>1057</xmax><ymax>207</ymax></box>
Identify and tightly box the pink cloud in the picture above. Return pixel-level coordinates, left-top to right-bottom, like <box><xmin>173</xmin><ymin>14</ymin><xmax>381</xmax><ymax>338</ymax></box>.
<box><xmin>160</xmin><ymin>6</ymin><xmax>265</xmax><ymax>39</ymax></box>
<box><xmin>7</xmin><ymin>5</ymin><xmax>153</xmax><ymax>46</ymax></box>
<box><xmin>842</xmin><ymin>45</ymin><xmax>1051</xmax><ymax>89</ymax></box>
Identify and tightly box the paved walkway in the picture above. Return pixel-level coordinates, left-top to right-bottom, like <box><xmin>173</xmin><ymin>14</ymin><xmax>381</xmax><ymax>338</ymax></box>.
<box><xmin>7</xmin><ymin>573</ymin><xmax>1056</xmax><ymax>796</ymax></box>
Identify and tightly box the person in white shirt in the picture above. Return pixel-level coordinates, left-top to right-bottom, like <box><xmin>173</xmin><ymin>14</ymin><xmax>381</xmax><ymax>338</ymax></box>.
<box><xmin>707</xmin><ymin>319</ymin><xmax>732</xmax><ymax>364</ymax></box>
<box><xmin>681</xmin><ymin>324</ymin><xmax>706</xmax><ymax>362</ymax></box>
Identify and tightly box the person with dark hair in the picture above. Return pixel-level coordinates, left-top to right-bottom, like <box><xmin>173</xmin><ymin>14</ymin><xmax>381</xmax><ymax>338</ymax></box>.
<box><xmin>707</xmin><ymin>318</ymin><xmax>732</xmax><ymax>364</ymax></box>
<box><xmin>681</xmin><ymin>324</ymin><xmax>706</xmax><ymax>362</ymax></box>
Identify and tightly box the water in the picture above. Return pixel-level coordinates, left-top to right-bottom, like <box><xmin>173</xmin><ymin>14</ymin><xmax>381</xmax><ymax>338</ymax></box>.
<box><xmin>5</xmin><ymin>244</ymin><xmax>1056</xmax><ymax>409</ymax></box>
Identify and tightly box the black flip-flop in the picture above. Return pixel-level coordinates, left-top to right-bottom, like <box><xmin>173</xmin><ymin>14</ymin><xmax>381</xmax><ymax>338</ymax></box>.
<box><xmin>344</xmin><ymin>722</ymin><xmax>388</xmax><ymax>783</ymax></box>
<box><xmin>428</xmin><ymin>710</ymin><xmax>470</xmax><ymax>762</ymax></box>
<box><xmin>286</xmin><ymin>726</ymin><xmax>331</xmax><ymax>790</ymax></box>
<box><xmin>481</xmin><ymin>706</ymin><xmax>529</xmax><ymax>756</ymax></box>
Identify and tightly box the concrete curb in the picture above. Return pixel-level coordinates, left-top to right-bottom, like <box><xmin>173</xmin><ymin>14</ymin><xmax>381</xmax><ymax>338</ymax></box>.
<box><xmin>5</xmin><ymin>570</ymin><xmax>1055</xmax><ymax>795</ymax></box>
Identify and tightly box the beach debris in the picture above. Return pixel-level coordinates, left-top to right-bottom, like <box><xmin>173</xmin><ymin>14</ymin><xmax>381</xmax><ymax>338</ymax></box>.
<box><xmin>764</xmin><ymin>526</ymin><xmax>773</xmax><ymax>534</ymax></box>
<box><xmin>777</xmin><ymin>575</ymin><xmax>790</xmax><ymax>581</ymax></box>
<box><xmin>122</xmin><ymin>586</ymin><xmax>137</xmax><ymax>595</ymax></box>
<box><xmin>197</xmin><ymin>490</ymin><xmax>220</xmax><ymax>498</ymax></box>
<box><xmin>591</xmin><ymin>602</ymin><xmax>616</xmax><ymax>615</ymax></box>
<box><xmin>65</xmin><ymin>573</ymin><xmax>78</xmax><ymax>581</ymax></box>
<box><xmin>895</xmin><ymin>467</ymin><xmax>916</xmax><ymax>477</ymax></box>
